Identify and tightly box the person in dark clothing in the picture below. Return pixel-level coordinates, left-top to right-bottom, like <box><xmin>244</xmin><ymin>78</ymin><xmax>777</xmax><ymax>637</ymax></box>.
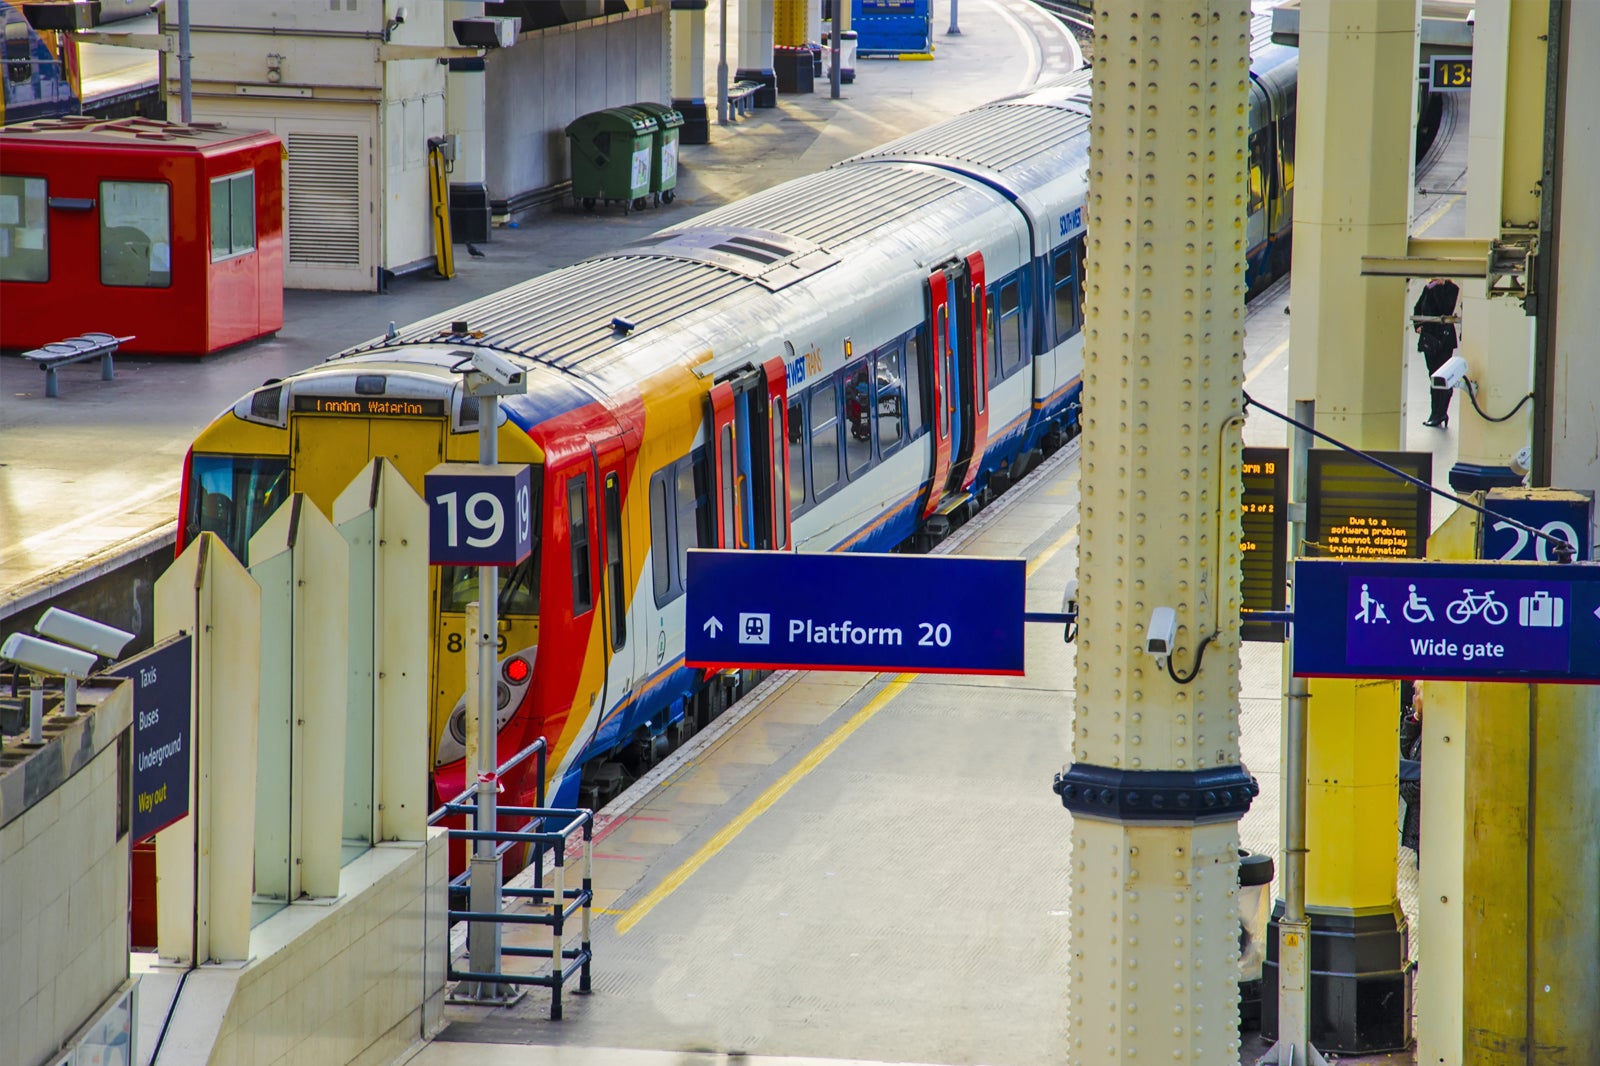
<box><xmin>1413</xmin><ymin>278</ymin><xmax>1461</xmax><ymax>428</ymax></box>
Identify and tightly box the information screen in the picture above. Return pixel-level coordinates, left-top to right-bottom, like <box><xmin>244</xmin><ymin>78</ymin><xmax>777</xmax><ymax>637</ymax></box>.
<box><xmin>1305</xmin><ymin>450</ymin><xmax>1432</xmax><ymax>562</ymax></box>
<box><xmin>1429</xmin><ymin>55</ymin><xmax>1472</xmax><ymax>93</ymax></box>
<box><xmin>1241</xmin><ymin>446</ymin><xmax>1288</xmax><ymax>642</ymax></box>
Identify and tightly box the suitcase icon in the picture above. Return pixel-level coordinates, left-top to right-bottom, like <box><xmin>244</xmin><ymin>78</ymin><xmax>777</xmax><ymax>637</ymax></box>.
<box><xmin>1518</xmin><ymin>590</ymin><xmax>1564</xmax><ymax>628</ymax></box>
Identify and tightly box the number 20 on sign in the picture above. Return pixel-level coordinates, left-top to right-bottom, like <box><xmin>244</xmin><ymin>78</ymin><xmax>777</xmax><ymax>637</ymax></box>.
<box><xmin>424</xmin><ymin>463</ymin><xmax>533</xmax><ymax>567</ymax></box>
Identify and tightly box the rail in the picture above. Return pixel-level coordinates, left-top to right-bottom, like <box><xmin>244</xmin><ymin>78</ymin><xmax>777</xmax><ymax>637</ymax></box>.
<box><xmin>427</xmin><ymin>738</ymin><xmax>596</xmax><ymax>1019</ymax></box>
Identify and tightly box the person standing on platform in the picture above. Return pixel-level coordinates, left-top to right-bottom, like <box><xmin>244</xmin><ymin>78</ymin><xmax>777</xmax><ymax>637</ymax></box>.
<box><xmin>1413</xmin><ymin>277</ymin><xmax>1461</xmax><ymax>428</ymax></box>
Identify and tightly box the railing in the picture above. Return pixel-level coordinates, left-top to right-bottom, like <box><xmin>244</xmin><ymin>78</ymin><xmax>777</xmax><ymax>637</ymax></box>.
<box><xmin>427</xmin><ymin>739</ymin><xmax>595</xmax><ymax>1019</ymax></box>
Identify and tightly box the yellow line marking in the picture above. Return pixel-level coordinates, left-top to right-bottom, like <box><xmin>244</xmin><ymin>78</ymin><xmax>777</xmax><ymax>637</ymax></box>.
<box><xmin>1414</xmin><ymin>194</ymin><xmax>1457</xmax><ymax>238</ymax></box>
<box><xmin>1028</xmin><ymin>527</ymin><xmax>1078</xmax><ymax>579</ymax></box>
<box><xmin>615</xmin><ymin>674</ymin><xmax>916</xmax><ymax>935</ymax></box>
<box><xmin>1244</xmin><ymin>337</ymin><xmax>1290</xmax><ymax>389</ymax></box>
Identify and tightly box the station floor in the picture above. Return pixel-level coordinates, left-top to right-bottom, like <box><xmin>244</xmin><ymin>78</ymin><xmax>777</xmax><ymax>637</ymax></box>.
<box><xmin>407</xmin><ymin>280</ymin><xmax>1431</xmax><ymax>1066</ymax></box>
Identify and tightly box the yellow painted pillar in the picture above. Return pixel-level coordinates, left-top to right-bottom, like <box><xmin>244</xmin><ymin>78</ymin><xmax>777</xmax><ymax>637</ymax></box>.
<box><xmin>153</xmin><ymin>533</ymin><xmax>261</xmax><ymax>965</ymax></box>
<box><xmin>1273</xmin><ymin>0</ymin><xmax>1419</xmax><ymax>1050</ymax></box>
<box><xmin>334</xmin><ymin>458</ymin><xmax>431</xmax><ymax>845</ymax></box>
<box><xmin>1057</xmin><ymin>3</ymin><xmax>1252</xmax><ymax>1061</ymax></box>
<box><xmin>736</xmin><ymin>0</ymin><xmax>776</xmax><ymax>105</ymax></box>
<box><xmin>671</xmin><ymin>0</ymin><xmax>712</xmax><ymax>143</ymax></box>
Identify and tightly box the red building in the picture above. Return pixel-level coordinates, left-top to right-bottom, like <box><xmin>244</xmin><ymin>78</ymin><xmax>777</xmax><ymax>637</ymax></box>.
<box><xmin>0</xmin><ymin>116</ymin><xmax>283</xmax><ymax>355</ymax></box>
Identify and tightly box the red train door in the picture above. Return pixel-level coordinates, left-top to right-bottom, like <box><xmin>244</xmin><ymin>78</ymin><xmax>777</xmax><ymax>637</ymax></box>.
<box><xmin>708</xmin><ymin>361</ymin><xmax>789</xmax><ymax>550</ymax></box>
<box><xmin>953</xmin><ymin>251</ymin><xmax>990</xmax><ymax>494</ymax></box>
<box><xmin>922</xmin><ymin>270</ymin><xmax>953</xmax><ymax>520</ymax></box>
<box><xmin>922</xmin><ymin>254</ymin><xmax>988</xmax><ymax>517</ymax></box>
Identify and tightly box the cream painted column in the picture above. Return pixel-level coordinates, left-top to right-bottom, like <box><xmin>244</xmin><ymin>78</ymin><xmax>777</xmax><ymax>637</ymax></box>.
<box><xmin>249</xmin><ymin>495</ymin><xmax>351</xmax><ymax>902</ymax></box>
<box><xmin>736</xmin><ymin>0</ymin><xmax>776</xmax><ymax>106</ymax></box>
<box><xmin>154</xmin><ymin>533</ymin><xmax>261</xmax><ymax>965</ymax></box>
<box><xmin>1275</xmin><ymin>1</ymin><xmax>1419</xmax><ymax>1051</ymax></box>
<box><xmin>1057</xmin><ymin>3</ymin><xmax>1251</xmax><ymax>1062</ymax></box>
<box><xmin>334</xmin><ymin>458</ymin><xmax>431</xmax><ymax>845</ymax></box>
<box><xmin>1447</xmin><ymin>0</ymin><xmax>1540</xmax><ymax>491</ymax></box>
<box><xmin>671</xmin><ymin>0</ymin><xmax>712</xmax><ymax>144</ymax></box>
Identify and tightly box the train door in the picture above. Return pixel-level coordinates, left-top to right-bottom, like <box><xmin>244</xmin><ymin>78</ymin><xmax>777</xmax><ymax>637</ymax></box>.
<box><xmin>921</xmin><ymin>255</ymin><xmax>989</xmax><ymax>518</ymax></box>
<box><xmin>708</xmin><ymin>358</ymin><xmax>790</xmax><ymax>551</ymax></box>
<box><xmin>594</xmin><ymin>434</ymin><xmax>634</xmax><ymax>720</ymax></box>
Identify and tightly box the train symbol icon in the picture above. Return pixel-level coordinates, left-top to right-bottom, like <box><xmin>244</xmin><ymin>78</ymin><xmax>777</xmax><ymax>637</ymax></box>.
<box><xmin>739</xmin><ymin>613</ymin><xmax>771</xmax><ymax>645</ymax></box>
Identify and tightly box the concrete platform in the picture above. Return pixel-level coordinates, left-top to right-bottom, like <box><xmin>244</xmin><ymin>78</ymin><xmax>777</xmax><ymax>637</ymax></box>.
<box><xmin>0</xmin><ymin>0</ymin><xmax>1082</xmax><ymax>617</ymax></box>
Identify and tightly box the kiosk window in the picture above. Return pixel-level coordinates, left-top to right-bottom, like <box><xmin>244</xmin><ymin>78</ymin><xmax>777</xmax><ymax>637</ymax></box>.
<box><xmin>210</xmin><ymin>170</ymin><xmax>256</xmax><ymax>261</ymax></box>
<box><xmin>0</xmin><ymin>175</ymin><xmax>48</xmax><ymax>282</ymax></box>
<box><xmin>100</xmin><ymin>180</ymin><xmax>171</xmax><ymax>288</ymax></box>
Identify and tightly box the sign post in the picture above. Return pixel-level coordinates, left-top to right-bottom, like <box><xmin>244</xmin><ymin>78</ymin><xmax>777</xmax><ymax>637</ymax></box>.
<box><xmin>424</xmin><ymin>339</ymin><xmax>529</xmax><ymax>1004</ymax></box>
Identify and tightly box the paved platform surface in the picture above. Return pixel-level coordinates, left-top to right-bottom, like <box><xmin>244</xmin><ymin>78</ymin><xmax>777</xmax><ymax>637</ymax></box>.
<box><xmin>0</xmin><ymin>0</ymin><xmax>1081</xmax><ymax>614</ymax></box>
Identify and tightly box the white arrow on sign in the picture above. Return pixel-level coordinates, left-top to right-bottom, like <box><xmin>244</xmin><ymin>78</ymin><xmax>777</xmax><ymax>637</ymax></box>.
<box><xmin>703</xmin><ymin>616</ymin><xmax>723</xmax><ymax>637</ymax></box>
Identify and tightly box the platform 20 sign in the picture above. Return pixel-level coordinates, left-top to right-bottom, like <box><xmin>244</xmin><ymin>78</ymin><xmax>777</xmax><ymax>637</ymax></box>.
<box><xmin>424</xmin><ymin>462</ymin><xmax>533</xmax><ymax>567</ymax></box>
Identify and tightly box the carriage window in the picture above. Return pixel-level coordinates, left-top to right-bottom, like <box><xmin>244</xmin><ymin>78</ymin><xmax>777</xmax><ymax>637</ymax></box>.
<box><xmin>650</xmin><ymin>473</ymin><xmax>672</xmax><ymax>604</ymax></box>
<box><xmin>1051</xmin><ymin>246</ymin><xmax>1079</xmax><ymax>345</ymax></box>
<box><xmin>1278</xmin><ymin>102</ymin><xmax>1296</xmax><ymax>192</ymax></box>
<box><xmin>996</xmin><ymin>278</ymin><xmax>1023</xmax><ymax>376</ymax></box>
<box><xmin>185</xmin><ymin>454</ymin><xmax>290</xmax><ymax>564</ymax></box>
<box><xmin>787</xmin><ymin>395</ymin><xmax>807</xmax><ymax>516</ymax></box>
<box><xmin>936</xmin><ymin>306</ymin><xmax>951</xmax><ymax>441</ymax></box>
<box><xmin>718</xmin><ymin>424</ymin><xmax>737</xmax><ymax>547</ymax></box>
<box><xmin>674</xmin><ymin>457</ymin><xmax>703</xmax><ymax>590</ymax></box>
<box><xmin>100</xmin><ymin>180</ymin><xmax>171</xmax><ymax>288</ymax></box>
<box><xmin>771</xmin><ymin>398</ymin><xmax>788</xmax><ymax>548</ymax></box>
<box><xmin>904</xmin><ymin>334</ymin><xmax>926</xmax><ymax>438</ymax></box>
<box><xmin>210</xmin><ymin>170</ymin><xmax>256</xmax><ymax>261</ymax></box>
<box><xmin>604</xmin><ymin>474</ymin><xmax>625</xmax><ymax>649</ymax></box>
<box><xmin>568</xmin><ymin>474</ymin><xmax>593</xmax><ymax>614</ymax></box>
<box><xmin>1248</xmin><ymin>129</ymin><xmax>1267</xmax><ymax>215</ymax></box>
<box><xmin>0</xmin><ymin>174</ymin><xmax>48</xmax><ymax>282</ymax></box>
<box><xmin>809</xmin><ymin>380</ymin><xmax>840</xmax><ymax>497</ymax></box>
<box><xmin>874</xmin><ymin>345</ymin><xmax>904</xmax><ymax>454</ymax></box>
<box><xmin>843</xmin><ymin>359</ymin><xmax>873</xmax><ymax>479</ymax></box>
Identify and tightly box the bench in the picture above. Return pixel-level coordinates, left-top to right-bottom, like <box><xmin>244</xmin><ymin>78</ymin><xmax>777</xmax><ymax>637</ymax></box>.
<box><xmin>21</xmin><ymin>332</ymin><xmax>132</xmax><ymax>398</ymax></box>
<box><xmin>726</xmin><ymin>80</ymin><xmax>763</xmax><ymax>121</ymax></box>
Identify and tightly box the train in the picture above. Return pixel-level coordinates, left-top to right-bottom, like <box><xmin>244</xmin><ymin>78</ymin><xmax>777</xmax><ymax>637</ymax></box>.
<box><xmin>2</xmin><ymin>0</ymin><xmax>160</xmax><ymax>125</ymax></box>
<box><xmin>177</xmin><ymin>16</ymin><xmax>1298</xmax><ymax>858</ymax></box>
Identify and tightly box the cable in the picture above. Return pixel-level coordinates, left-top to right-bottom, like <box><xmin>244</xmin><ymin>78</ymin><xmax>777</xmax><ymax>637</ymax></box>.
<box><xmin>1242</xmin><ymin>391</ymin><xmax>1575</xmax><ymax>562</ymax></box>
<box><xmin>1463</xmin><ymin>378</ymin><xmax>1535</xmax><ymax>424</ymax></box>
<box><xmin>1166</xmin><ymin>631</ymin><xmax>1216</xmax><ymax>685</ymax></box>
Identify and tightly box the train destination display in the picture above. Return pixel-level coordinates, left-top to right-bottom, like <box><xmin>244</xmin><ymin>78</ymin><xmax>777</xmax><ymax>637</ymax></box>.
<box><xmin>1240</xmin><ymin>447</ymin><xmax>1288</xmax><ymax>642</ymax></box>
<box><xmin>1293</xmin><ymin>559</ymin><xmax>1600</xmax><ymax>684</ymax></box>
<box><xmin>685</xmin><ymin>550</ymin><xmax>1026</xmax><ymax>674</ymax></box>
<box><xmin>1305</xmin><ymin>450</ymin><xmax>1431</xmax><ymax>561</ymax></box>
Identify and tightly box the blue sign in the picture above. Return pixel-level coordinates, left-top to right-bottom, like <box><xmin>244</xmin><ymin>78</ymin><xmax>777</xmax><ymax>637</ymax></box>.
<box><xmin>1480</xmin><ymin>490</ymin><xmax>1592</xmax><ymax>562</ymax></box>
<box><xmin>685</xmin><ymin>550</ymin><xmax>1026</xmax><ymax>675</ymax></box>
<box><xmin>108</xmin><ymin>634</ymin><xmax>193</xmax><ymax>844</ymax></box>
<box><xmin>424</xmin><ymin>463</ymin><xmax>533</xmax><ymax>567</ymax></box>
<box><xmin>1293</xmin><ymin>559</ymin><xmax>1600</xmax><ymax>683</ymax></box>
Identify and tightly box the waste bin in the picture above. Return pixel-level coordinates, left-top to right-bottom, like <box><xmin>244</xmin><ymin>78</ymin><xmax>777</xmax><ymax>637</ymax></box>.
<box><xmin>824</xmin><ymin>28</ymin><xmax>858</xmax><ymax>83</ymax></box>
<box><xmin>1237</xmin><ymin>849</ymin><xmax>1275</xmax><ymax>1028</ymax></box>
<box><xmin>564</xmin><ymin>107</ymin><xmax>658</xmax><ymax>213</ymax></box>
<box><xmin>628</xmin><ymin>101</ymin><xmax>684</xmax><ymax>206</ymax></box>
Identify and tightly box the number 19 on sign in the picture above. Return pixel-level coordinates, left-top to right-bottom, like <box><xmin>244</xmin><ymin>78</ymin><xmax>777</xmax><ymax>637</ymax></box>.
<box><xmin>424</xmin><ymin>463</ymin><xmax>534</xmax><ymax>567</ymax></box>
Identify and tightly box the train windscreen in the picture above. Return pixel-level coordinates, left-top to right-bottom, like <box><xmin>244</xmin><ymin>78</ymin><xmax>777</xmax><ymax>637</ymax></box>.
<box><xmin>185</xmin><ymin>454</ymin><xmax>290</xmax><ymax>563</ymax></box>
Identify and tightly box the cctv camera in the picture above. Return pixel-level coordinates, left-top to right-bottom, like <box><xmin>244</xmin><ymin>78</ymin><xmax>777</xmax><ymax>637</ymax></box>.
<box><xmin>394</xmin><ymin>5</ymin><xmax>407</xmax><ymax>24</ymax></box>
<box><xmin>1144</xmin><ymin>606</ymin><xmax>1177</xmax><ymax>657</ymax></box>
<box><xmin>35</xmin><ymin>608</ymin><xmax>134</xmax><ymax>658</ymax></box>
<box><xmin>1430</xmin><ymin>354</ymin><xmax>1469</xmax><ymax>391</ymax></box>
<box><xmin>454</xmin><ymin>348</ymin><xmax>527</xmax><ymax>396</ymax></box>
<box><xmin>1</xmin><ymin>633</ymin><xmax>99</xmax><ymax>679</ymax></box>
<box><xmin>1061</xmin><ymin>578</ymin><xmax>1079</xmax><ymax>617</ymax></box>
<box><xmin>1509</xmin><ymin>445</ymin><xmax>1532</xmax><ymax>478</ymax></box>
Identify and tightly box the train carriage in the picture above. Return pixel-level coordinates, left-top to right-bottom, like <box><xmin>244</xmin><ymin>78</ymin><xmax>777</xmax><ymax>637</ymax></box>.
<box><xmin>177</xmin><ymin>21</ymin><xmax>1297</xmax><ymax>872</ymax></box>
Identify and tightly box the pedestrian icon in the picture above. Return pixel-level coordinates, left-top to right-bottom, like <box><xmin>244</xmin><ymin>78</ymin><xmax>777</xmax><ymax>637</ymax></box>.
<box><xmin>1402</xmin><ymin>584</ymin><xmax>1434</xmax><ymax>623</ymax></box>
<box><xmin>1518</xmin><ymin>591</ymin><xmax>1564</xmax><ymax>628</ymax></box>
<box><xmin>1355</xmin><ymin>583</ymin><xmax>1390</xmax><ymax>624</ymax></box>
<box><xmin>739</xmin><ymin>612</ymin><xmax>771</xmax><ymax>645</ymax></box>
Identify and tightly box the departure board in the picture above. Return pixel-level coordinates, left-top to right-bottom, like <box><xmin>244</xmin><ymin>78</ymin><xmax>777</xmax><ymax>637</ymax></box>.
<box><xmin>1241</xmin><ymin>447</ymin><xmax>1288</xmax><ymax>643</ymax></box>
<box><xmin>1305</xmin><ymin>450</ymin><xmax>1432</xmax><ymax>562</ymax></box>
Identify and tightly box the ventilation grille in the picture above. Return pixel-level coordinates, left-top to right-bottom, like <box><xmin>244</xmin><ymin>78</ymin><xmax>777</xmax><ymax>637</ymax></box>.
<box><xmin>287</xmin><ymin>132</ymin><xmax>361</xmax><ymax>266</ymax></box>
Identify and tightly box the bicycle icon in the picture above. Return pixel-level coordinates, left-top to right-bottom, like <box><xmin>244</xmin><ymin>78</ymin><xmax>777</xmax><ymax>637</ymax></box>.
<box><xmin>1446</xmin><ymin>588</ymin><xmax>1509</xmax><ymax>625</ymax></box>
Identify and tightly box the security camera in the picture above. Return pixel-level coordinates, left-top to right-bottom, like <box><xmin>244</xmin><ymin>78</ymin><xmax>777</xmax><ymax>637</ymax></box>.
<box><xmin>1431</xmin><ymin>354</ymin><xmax>1470</xmax><ymax>391</ymax></box>
<box><xmin>453</xmin><ymin>348</ymin><xmax>527</xmax><ymax>396</ymax></box>
<box><xmin>393</xmin><ymin>5</ymin><xmax>407</xmax><ymax>24</ymax></box>
<box><xmin>35</xmin><ymin>608</ymin><xmax>134</xmax><ymax>658</ymax></box>
<box><xmin>1144</xmin><ymin>606</ymin><xmax>1177</xmax><ymax>657</ymax></box>
<box><xmin>1509</xmin><ymin>445</ymin><xmax>1532</xmax><ymax>478</ymax></box>
<box><xmin>1061</xmin><ymin>578</ymin><xmax>1080</xmax><ymax>617</ymax></box>
<box><xmin>1</xmin><ymin>633</ymin><xmax>98</xmax><ymax>679</ymax></box>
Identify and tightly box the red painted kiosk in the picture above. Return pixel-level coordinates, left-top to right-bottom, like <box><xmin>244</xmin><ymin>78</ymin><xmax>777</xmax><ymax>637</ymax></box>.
<box><xmin>0</xmin><ymin>116</ymin><xmax>283</xmax><ymax>355</ymax></box>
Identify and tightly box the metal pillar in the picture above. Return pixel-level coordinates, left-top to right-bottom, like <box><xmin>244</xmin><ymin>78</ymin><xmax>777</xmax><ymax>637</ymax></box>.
<box><xmin>735</xmin><ymin>0</ymin><xmax>777</xmax><ymax>106</ymax></box>
<box><xmin>671</xmin><ymin>0</ymin><xmax>712</xmax><ymax>143</ymax></box>
<box><xmin>1271</xmin><ymin>0</ymin><xmax>1417</xmax><ymax>1050</ymax></box>
<box><xmin>718</xmin><ymin>0</ymin><xmax>730</xmax><ymax>125</ymax></box>
<box><xmin>1056</xmin><ymin>4</ymin><xmax>1252</xmax><ymax>1061</ymax></box>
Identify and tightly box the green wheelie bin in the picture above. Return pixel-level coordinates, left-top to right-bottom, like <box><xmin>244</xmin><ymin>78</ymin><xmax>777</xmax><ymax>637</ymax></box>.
<box><xmin>628</xmin><ymin>101</ymin><xmax>684</xmax><ymax>205</ymax></box>
<box><xmin>564</xmin><ymin>107</ymin><xmax>657</xmax><ymax>213</ymax></box>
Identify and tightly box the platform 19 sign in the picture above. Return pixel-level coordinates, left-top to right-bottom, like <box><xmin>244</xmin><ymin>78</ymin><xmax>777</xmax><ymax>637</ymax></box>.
<box><xmin>108</xmin><ymin>634</ymin><xmax>194</xmax><ymax>844</ymax></box>
<box><xmin>424</xmin><ymin>463</ymin><xmax>533</xmax><ymax>567</ymax></box>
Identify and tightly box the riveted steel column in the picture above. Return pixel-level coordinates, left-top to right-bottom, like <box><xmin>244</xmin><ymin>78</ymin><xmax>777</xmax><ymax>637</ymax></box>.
<box><xmin>671</xmin><ymin>0</ymin><xmax>712</xmax><ymax>144</ymax></box>
<box><xmin>1272</xmin><ymin>2</ymin><xmax>1418</xmax><ymax>1052</ymax></box>
<box><xmin>1059</xmin><ymin>4</ymin><xmax>1251</xmax><ymax>1062</ymax></box>
<box><xmin>736</xmin><ymin>0</ymin><xmax>777</xmax><ymax>106</ymax></box>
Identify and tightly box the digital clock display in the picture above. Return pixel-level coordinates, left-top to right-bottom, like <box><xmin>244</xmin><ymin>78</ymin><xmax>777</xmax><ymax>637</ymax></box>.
<box><xmin>1430</xmin><ymin>55</ymin><xmax>1472</xmax><ymax>93</ymax></box>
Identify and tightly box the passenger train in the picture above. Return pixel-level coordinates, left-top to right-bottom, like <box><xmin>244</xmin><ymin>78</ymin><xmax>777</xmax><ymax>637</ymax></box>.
<box><xmin>178</xmin><ymin>18</ymin><xmax>1298</xmax><ymax>862</ymax></box>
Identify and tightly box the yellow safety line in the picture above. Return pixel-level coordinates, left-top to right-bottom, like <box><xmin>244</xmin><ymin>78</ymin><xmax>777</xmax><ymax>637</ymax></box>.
<box><xmin>1244</xmin><ymin>336</ymin><xmax>1290</xmax><ymax>389</ymax></box>
<box><xmin>1414</xmin><ymin>194</ymin><xmax>1458</xmax><ymax>238</ymax></box>
<box><xmin>615</xmin><ymin>674</ymin><xmax>916</xmax><ymax>935</ymax></box>
<box><xmin>1028</xmin><ymin>527</ymin><xmax>1078</xmax><ymax>579</ymax></box>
